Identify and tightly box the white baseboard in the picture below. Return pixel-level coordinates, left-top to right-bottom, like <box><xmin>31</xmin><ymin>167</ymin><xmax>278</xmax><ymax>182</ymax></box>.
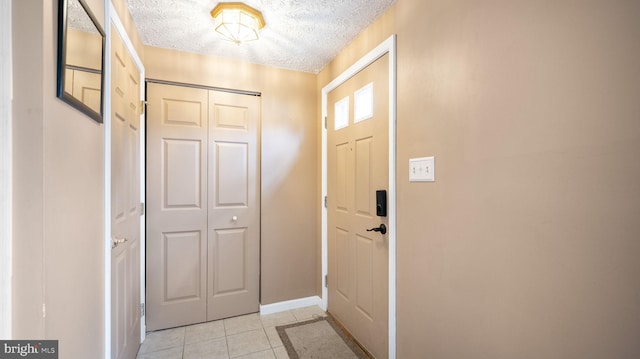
<box><xmin>259</xmin><ymin>296</ymin><xmax>322</xmax><ymax>316</ymax></box>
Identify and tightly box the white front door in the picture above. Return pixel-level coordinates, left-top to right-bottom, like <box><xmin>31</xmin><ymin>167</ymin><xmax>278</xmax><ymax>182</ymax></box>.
<box><xmin>111</xmin><ymin>27</ymin><xmax>141</xmax><ymax>359</ymax></box>
<box><xmin>146</xmin><ymin>82</ymin><xmax>261</xmax><ymax>330</ymax></box>
<box><xmin>327</xmin><ymin>53</ymin><xmax>390</xmax><ymax>358</ymax></box>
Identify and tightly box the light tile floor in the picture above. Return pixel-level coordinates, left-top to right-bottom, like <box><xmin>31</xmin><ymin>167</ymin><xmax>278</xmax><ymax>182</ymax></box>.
<box><xmin>136</xmin><ymin>305</ymin><xmax>327</xmax><ymax>359</ymax></box>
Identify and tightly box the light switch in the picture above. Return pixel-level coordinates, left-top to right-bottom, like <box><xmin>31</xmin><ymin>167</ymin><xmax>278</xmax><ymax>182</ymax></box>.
<box><xmin>409</xmin><ymin>157</ymin><xmax>435</xmax><ymax>182</ymax></box>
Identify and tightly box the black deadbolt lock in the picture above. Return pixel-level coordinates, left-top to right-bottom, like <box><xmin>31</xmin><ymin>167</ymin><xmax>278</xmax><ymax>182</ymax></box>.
<box><xmin>376</xmin><ymin>190</ymin><xmax>387</xmax><ymax>217</ymax></box>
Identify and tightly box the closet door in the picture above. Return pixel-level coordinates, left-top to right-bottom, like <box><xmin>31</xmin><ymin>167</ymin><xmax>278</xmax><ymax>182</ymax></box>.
<box><xmin>146</xmin><ymin>83</ymin><xmax>209</xmax><ymax>331</ymax></box>
<box><xmin>207</xmin><ymin>91</ymin><xmax>260</xmax><ymax>320</ymax></box>
<box><xmin>146</xmin><ymin>82</ymin><xmax>260</xmax><ymax>330</ymax></box>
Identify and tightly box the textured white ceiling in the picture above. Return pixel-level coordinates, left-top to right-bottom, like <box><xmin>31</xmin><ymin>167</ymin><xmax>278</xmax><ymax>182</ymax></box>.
<box><xmin>68</xmin><ymin>0</ymin><xmax>100</xmax><ymax>34</ymax></box>
<box><xmin>126</xmin><ymin>0</ymin><xmax>396</xmax><ymax>73</ymax></box>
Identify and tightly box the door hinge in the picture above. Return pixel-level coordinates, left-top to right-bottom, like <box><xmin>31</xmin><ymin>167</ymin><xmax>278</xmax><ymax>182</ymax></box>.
<box><xmin>324</xmin><ymin>116</ymin><xmax>327</xmax><ymax>129</ymax></box>
<box><xmin>140</xmin><ymin>202</ymin><xmax>145</xmax><ymax>216</ymax></box>
<box><xmin>140</xmin><ymin>100</ymin><xmax>146</xmax><ymax>115</ymax></box>
<box><xmin>324</xmin><ymin>196</ymin><xmax>328</xmax><ymax>208</ymax></box>
<box><xmin>324</xmin><ymin>274</ymin><xmax>328</xmax><ymax>288</ymax></box>
<box><xmin>140</xmin><ymin>303</ymin><xmax>145</xmax><ymax>317</ymax></box>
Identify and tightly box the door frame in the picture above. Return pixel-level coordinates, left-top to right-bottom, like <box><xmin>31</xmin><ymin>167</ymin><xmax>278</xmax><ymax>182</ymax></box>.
<box><xmin>321</xmin><ymin>34</ymin><xmax>397</xmax><ymax>359</ymax></box>
<box><xmin>104</xmin><ymin>3</ymin><xmax>146</xmax><ymax>358</ymax></box>
<box><xmin>0</xmin><ymin>0</ymin><xmax>11</xmax><ymax>340</ymax></box>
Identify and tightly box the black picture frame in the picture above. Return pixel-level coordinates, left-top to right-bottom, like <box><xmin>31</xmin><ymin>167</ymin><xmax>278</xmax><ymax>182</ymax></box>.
<box><xmin>56</xmin><ymin>0</ymin><xmax>106</xmax><ymax>123</ymax></box>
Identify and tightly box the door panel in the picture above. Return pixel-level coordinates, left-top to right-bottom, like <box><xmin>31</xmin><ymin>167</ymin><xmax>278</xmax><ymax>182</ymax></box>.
<box><xmin>112</xmin><ymin>250</ymin><xmax>126</xmax><ymax>356</ymax></box>
<box><xmin>163</xmin><ymin>99</ymin><xmax>203</xmax><ymax>127</ymax></box>
<box><xmin>127</xmin><ymin>124</ymin><xmax>140</xmax><ymax>215</ymax></box>
<box><xmin>327</xmin><ymin>53</ymin><xmax>389</xmax><ymax>358</ymax></box>
<box><xmin>147</xmin><ymin>83</ymin><xmax>208</xmax><ymax>331</ymax></box>
<box><xmin>355</xmin><ymin>137</ymin><xmax>373</xmax><ymax>214</ymax></box>
<box><xmin>336</xmin><ymin>228</ymin><xmax>351</xmax><ymax>299</ymax></box>
<box><xmin>207</xmin><ymin>90</ymin><xmax>260</xmax><ymax>321</ymax></box>
<box><xmin>355</xmin><ymin>235</ymin><xmax>373</xmax><ymax>318</ymax></box>
<box><xmin>111</xmin><ymin>27</ymin><xmax>141</xmax><ymax>359</ymax></box>
<box><xmin>112</xmin><ymin>115</ymin><xmax>127</xmax><ymax>222</ymax></box>
<box><xmin>163</xmin><ymin>231</ymin><xmax>203</xmax><ymax>301</ymax></box>
<box><xmin>163</xmin><ymin>139</ymin><xmax>202</xmax><ymax>208</ymax></box>
<box><xmin>213</xmin><ymin>103</ymin><xmax>249</xmax><ymax>129</ymax></box>
<box><xmin>129</xmin><ymin>237</ymin><xmax>141</xmax><ymax>330</ymax></box>
<box><xmin>211</xmin><ymin>228</ymin><xmax>248</xmax><ymax>294</ymax></box>
<box><xmin>147</xmin><ymin>83</ymin><xmax>260</xmax><ymax>329</ymax></box>
<box><xmin>215</xmin><ymin>142</ymin><xmax>248</xmax><ymax>206</ymax></box>
<box><xmin>336</xmin><ymin>143</ymin><xmax>349</xmax><ymax>210</ymax></box>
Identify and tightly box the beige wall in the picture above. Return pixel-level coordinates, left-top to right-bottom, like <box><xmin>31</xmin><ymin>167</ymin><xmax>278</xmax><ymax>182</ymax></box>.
<box><xmin>323</xmin><ymin>0</ymin><xmax>640</xmax><ymax>358</ymax></box>
<box><xmin>12</xmin><ymin>0</ymin><xmax>46</xmax><ymax>338</ymax></box>
<box><xmin>316</xmin><ymin>7</ymin><xmax>396</xmax><ymax>87</ymax></box>
<box><xmin>12</xmin><ymin>0</ymin><xmax>105</xmax><ymax>356</ymax></box>
<box><xmin>144</xmin><ymin>47</ymin><xmax>319</xmax><ymax>304</ymax></box>
<box><xmin>12</xmin><ymin>0</ymin><xmax>640</xmax><ymax>357</ymax></box>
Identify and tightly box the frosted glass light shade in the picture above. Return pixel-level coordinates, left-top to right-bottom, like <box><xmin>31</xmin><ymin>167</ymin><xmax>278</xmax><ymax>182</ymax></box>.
<box><xmin>211</xmin><ymin>2</ymin><xmax>265</xmax><ymax>44</ymax></box>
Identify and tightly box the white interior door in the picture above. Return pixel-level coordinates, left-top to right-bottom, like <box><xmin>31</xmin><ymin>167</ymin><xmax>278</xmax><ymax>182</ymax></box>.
<box><xmin>207</xmin><ymin>90</ymin><xmax>260</xmax><ymax>321</ymax></box>
<box><xmin>327</xmin><ymin>53</ymin><xmax>390</xmax><ymax>358</ymax></box>
<box><xmin>111</xmin><ymin>27</ymin><xmax>141</xmax><ymax>359</ymax></box>
<box><xmin>146</xmin><ymin>83</ymin><xmax>209</xmax><ymax>331</ymax></box>
<box><xmin>146</xmin><ymin>82</ymin><xmax>260</xmax><ymax>330</ymax></box>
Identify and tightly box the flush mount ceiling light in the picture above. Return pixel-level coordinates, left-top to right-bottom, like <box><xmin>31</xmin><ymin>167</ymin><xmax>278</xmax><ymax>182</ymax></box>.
<box><xmin>210</xmin><ymin>2</ymin><xmax>265</xmax><ymax>45</ymax></box>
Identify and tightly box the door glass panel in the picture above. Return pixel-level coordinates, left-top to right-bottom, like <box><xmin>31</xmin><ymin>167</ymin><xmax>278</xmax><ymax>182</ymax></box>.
<box><xmin>334</xmin><ymin>96</ymin><xmax>350</xmax><ymax>130</ymax></box>
<box><xmin>354</xmin><ymin>82</ymin><xmax>374</xmax><ymax>123</ymax></box>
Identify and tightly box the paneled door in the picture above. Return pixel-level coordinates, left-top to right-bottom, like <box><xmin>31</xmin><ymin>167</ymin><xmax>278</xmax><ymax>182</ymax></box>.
<box><xmin>327</xmin><ymin>53</ymin><xmax>389</xmax><ymax>358</ymax></box>
<box><xmin>146</xmin><ymin>82</ymin><xmax>260</xmax><ymax>330</ymax></box>
<box><xmin>207</xmin><ymin>90</ymin><xmax>260</xmax><ymax>321</ymax></box>
<box><xmin>146</xmin><ymin>83</ymin><xmax>208</xmax><ymax>331</ymax></box>
<box><xmin>111</xmin><ymin>27</ymin><xmax>142</xmax><ymax>359</ymax></box>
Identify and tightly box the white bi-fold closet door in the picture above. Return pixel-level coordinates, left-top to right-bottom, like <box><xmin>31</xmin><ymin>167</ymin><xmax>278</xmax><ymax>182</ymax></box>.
<box><xmin>146</xmin><ymin>82</ymin><xmax>260</xmax><ymax>331</ymax></box>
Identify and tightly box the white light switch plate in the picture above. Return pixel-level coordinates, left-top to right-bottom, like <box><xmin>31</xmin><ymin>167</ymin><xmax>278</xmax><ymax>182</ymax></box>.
<box><xmin>409</xmin><ymin>156</ymin><xmax>435</xmax><ymax>182</ymax></box>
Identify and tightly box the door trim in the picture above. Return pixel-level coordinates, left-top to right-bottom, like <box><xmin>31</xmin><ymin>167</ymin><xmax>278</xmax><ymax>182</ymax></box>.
<box><xmin>0</xmin><ymin>0</ymin><xmax>12</xmax><ymax>340</ymax></box>
<box><xmin>104</xmin><ymin>4</ymin><xmax>146</xmax><ymax>358</ymax></box>
<box><xmin>146</xmin><ymin>78</ymin><xmax>261</xmax><ymax>97</ymax></box>
<box><xmin>320</xmin><ymin>34</ymin><xmax>397</xmax><ymax>359</ymax></box>
<box><xmin>259</xmin><ymin>296</ymin><xmax>322</xmax><ymax>316</ymax></box>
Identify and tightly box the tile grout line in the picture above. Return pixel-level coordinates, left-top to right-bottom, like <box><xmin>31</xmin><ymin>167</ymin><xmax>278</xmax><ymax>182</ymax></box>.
<box><xmin>222</xmin><ymin>319</ymin><xmax>231</xmax><ymax>358</ymax></box>
<box><xmin>181</xmin><ymin>325</ymin><xmax>186</xmax><ymax>359</ymax></box>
